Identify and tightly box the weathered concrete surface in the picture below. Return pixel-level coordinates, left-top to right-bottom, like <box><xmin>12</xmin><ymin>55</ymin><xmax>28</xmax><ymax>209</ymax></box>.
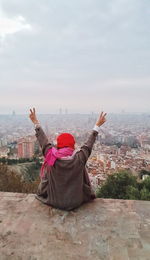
<box><xmin>0</xmin><ymin>193</ymin><xmax>150</xmax><ymax>260</ymax></box>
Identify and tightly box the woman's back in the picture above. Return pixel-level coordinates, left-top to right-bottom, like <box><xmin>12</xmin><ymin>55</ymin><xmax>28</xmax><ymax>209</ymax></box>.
<box><xmin>36</xmin><ymin>128</ymin><xmax>97</xmax><ymax>210</ymax></box>
<box><xmin>29</xmin><ymin>108</ymin><xmax>107</xmax><ymax>210</ymax></box>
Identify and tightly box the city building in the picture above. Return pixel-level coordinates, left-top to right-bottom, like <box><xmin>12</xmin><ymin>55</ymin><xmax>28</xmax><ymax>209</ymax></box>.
<box><xmin>18</xmin><ymin>136</ymin><xmax>35</xmax><ymax>158</ymax></box>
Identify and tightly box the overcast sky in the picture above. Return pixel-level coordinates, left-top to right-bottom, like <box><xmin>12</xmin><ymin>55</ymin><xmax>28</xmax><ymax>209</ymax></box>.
<box><xmin>0</xmin><ymin>0</ymin><xmax>150</xmax><ymax>114</ymax></box>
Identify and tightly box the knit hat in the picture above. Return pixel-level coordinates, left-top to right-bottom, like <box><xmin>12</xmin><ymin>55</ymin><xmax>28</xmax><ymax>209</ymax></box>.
<box><xmin>57</xmin><ymin>133</ymin><xmax>75</xmax><ymax>149</ymax></box>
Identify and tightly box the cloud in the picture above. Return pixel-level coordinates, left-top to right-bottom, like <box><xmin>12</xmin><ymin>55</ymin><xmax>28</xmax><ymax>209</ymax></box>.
<box><xmin>0</xmin><ymin>0</ymin><xmax>150</xmax><ymax>113</ymax></box>
<box><xmin>0</xmin><ymin>9</ymin><xmax>32</xmax><ymax>39</ymax></box>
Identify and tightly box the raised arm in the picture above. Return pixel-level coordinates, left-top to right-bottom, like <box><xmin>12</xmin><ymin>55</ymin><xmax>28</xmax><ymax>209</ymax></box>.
<box><xmin>79</xmin><ymin>112</ymin><xmax>107</xmax><ymax>164</ymax></box>
<box><xmin>29</xmin><ymin>108</ymin><xmax>50</xmax><ymax>154</ymax></box>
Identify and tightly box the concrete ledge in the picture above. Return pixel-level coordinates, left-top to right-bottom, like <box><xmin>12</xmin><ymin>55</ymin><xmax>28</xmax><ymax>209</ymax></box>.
<box><xmin>0</xmin><ymin>192</ymin><xmax>150</xmax><ymax>260</ymax></box>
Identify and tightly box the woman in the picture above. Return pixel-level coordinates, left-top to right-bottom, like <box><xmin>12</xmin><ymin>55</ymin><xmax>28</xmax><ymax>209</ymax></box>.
<box><xmin>29</xmin><ymin>108</ymin><xmax>107</xmax><ymax>210</ymax></box>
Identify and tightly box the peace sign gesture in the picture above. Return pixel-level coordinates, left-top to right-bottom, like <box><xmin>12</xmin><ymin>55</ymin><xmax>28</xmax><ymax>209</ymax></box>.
<box><xmin>29</xmin><ymin>108</ymin><xmax>39</xmax><ymax>124</ymax></box>
<box><xmin>96</xmin><ymin>112</ymin><xmax>107</xmax><ymax>127</ymax></box>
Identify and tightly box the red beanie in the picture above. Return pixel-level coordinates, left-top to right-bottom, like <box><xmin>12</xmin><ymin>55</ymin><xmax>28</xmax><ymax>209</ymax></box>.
<box><xmin>57</xmin><ymin>133</ymin><xmax>75</xmax><ymax>149</ymax></box>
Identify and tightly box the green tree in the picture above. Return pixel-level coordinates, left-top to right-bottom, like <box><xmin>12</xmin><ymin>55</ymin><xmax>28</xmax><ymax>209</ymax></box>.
<box><xmin>142</xmin><ymin>176</ymin><xmax>150</xmax><ymax>190</ymax></box>
<box><xmin>126</xmin><ymin>186</ymin><xmax>140</xmax><ymax>200</ymax></box>
<box><xmin>1</xmin><ymin>157</ymin><xmax>6</xmax><ymax>164</ymax></box>
<box><xmin>138</xmin><ymin>177</ymin><xmax>150</xmax><ymax>201</ymax></box>
<box><xmin>140</xmin><ymin>188</ymin><xmax>150</xmax><ymax>200</ymax></box>
<box><xmin>139</xmin><ymin>169</ymin><xmax>150</xmax><ymax>179</ymax></box>
<box><xmin>96</xmin><ymin>171</ymin><xmax>138</xmax><ymax>199</ymax></box>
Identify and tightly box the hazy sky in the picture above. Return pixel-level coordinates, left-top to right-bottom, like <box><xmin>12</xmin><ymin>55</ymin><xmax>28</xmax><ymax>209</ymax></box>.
<box><xmin>0</xmin><ymin>0</ymin><xmax>150</xmax><ymax>114</ymax></box>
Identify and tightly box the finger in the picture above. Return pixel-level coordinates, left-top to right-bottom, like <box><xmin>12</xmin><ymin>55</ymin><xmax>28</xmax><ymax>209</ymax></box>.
<box><xmin>103</xmin><ymin>113</ymin><xmax>107</xmax><ymax>117</ymax></box>
<box><xmin>33</xmin><ymin>108</ymin><xmax>35</xmax><ymax>114</ymax></box>
<box><xmin>30</xmin><ymin>109</ymin><xmax>33</xmax><ymax>114</ymax></box>
<box><xmin>100</xmin><ymin>111</ymin><xmax>103</xmax><ymax>118</ymax></box>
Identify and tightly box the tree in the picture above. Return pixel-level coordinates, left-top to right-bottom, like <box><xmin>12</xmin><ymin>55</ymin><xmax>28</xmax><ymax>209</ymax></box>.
<box><xmin>142</xmin><ymin>176</ymin><xmax>150</xmax><ymax>190</ymax></box>
<box><xmin>0</xmin><ymin>164</ymin><xmax>40</xmax><ymax>193</ymax></box>
<box><xmin>140</xmin><ymin>188</ymin><xmax>150</xmax><ymax>200</ymax></box>
<box><xmin>125</xmin><ymin>186</ymin><xmax>140</xmax><ymax>200</ymax></box>
<box><xmin>139</xmin><ymin>169</ymin><xmax>150</xmax><ymax>179</ymax></box>
<box><xmin>1</xmin><ymin>157</ymin><xmax>6</xmax><ymax>164</ymax></box>
<box><xmin>138</xmin><ymin>177</ymin><xmax>150</xmax><ymax>201</ymax></box>
<box><xmin>96</xmin><ymin>171</ymin><xmax>138</xmax><ymax>199</ymax></box>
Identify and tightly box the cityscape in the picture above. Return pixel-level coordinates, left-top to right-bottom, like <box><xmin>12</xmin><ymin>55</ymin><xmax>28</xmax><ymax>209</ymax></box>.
<box><xmin>0</xmin><ymin>112</ymin><xmax>150</xmax><ymax>189</ymax></box>
<box><xmin>1</xmin><ymin>0</ymin><xmax>150</xmax><ymax>257</ymax></box>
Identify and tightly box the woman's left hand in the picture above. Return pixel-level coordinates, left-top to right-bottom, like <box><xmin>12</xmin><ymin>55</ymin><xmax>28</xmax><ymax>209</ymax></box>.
<box><xmin>96</xmin><ymin>111</ymin><xmax>107</xmax><ymax>127</ymax></box>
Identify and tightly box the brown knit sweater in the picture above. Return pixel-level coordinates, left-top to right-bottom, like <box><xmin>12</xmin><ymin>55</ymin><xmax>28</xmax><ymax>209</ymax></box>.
<box><xmin>35</xmin><ymin>126</ymin><xmax>98</xmax><ymax>210</ymax></box>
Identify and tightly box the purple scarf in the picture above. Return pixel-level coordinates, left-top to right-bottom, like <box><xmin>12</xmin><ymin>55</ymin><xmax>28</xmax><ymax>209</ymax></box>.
<box><xmin>40</xmin><ymin>147</ymin><xmax>74</xmax><ymax>179</ymax></box>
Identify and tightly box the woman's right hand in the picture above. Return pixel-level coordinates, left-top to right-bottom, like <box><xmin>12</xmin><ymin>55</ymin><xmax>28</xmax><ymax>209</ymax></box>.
<box><xmin>29</xmin><ymin>108</ymin><xmax>39</xmax><ymax>124</ymax></box>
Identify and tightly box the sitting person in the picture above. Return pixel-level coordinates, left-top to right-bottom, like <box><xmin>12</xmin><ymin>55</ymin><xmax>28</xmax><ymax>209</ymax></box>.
<box><xmin>29</xmin><ymin>108</ymin><xmax>107</xmax><ymax>210</ymax></box>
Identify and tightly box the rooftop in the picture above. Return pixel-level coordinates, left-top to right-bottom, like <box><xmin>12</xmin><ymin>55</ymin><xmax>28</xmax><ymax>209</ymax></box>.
<box><xmin>0</xmin><ymin>192</ymin><xmax>150</xmax><ymax>260</ymax></box>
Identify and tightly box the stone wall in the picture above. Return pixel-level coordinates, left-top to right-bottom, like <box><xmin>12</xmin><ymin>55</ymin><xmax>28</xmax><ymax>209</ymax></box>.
<box><xmin>0</xmin><ymin>192</ymin><xmax>150</xmax><ymax>260</ymax></box>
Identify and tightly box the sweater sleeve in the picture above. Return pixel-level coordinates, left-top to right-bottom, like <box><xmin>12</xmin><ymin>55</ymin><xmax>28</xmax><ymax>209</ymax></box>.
<box><xmin>78</xmin><ymin>130</ymin><xmax>98</xmax><ymax>164</ymax></box>
<box><xmin>35</xmin><ymin>126</ymin><xmax>53</xmax><ymax>156</ymax></box>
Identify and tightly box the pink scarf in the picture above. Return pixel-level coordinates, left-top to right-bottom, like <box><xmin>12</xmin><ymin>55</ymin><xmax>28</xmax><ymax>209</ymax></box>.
<box><xmin>40</xmin><ymin>147</ymin><xmax>74</xmax><ymax>179</ymax></box>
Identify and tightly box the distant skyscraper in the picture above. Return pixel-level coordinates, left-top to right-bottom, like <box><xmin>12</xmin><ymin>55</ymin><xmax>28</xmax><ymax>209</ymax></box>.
<box><xmin>18</xmin><ymin>136</ymin><xmax>35</xmax><ymax>158</ymax></box>
<box><xmin>59</xmin><ymin>108</ymin><xmax>62</xmax><ymax>115</ymax></box>
<box><xmin>12</xmin><ymin>110</ymin><xmax>16</xmax><ymax>116</ymax></box>
<box><xmin>65</xmin><ymin>108</ymin><xmax>68</xmax><ymax>114</ymax></box>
